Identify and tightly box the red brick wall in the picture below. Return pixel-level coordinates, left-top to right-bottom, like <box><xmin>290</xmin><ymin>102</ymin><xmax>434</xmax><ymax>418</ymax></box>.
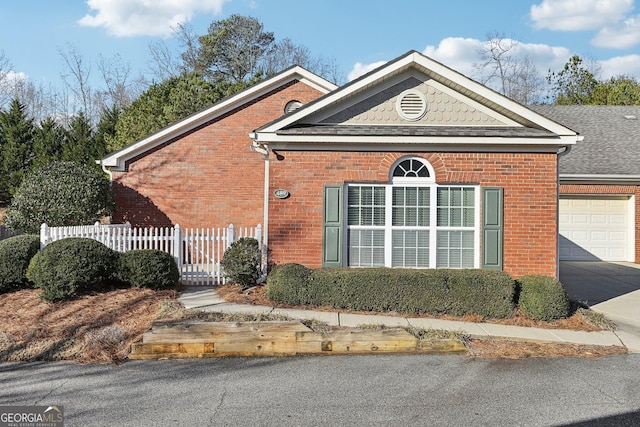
<box><xmin>111</xmin><ymin>80</ymin><xmax>324</xmax><ymax>229</ymax></box>
<box><xmin>268</xmin><ymin>151</ymin><xmax>559</xmax><ymax>278</ymax></box>
<box><xmin>560</xmin><ymin>184</ymin><xmax>640</xmax><ymax>262</ymax></box>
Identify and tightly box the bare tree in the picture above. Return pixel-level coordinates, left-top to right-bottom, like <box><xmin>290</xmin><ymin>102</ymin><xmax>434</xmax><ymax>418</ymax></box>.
<box><xmin>474</xmin><ymin>32</ymin><xmax>545</xmax><ymax>104</ymax></box>
<box><xmin>147</xmin><ymin>23</ymin><xmax>203</xmax><ymax>81</ymax></box>
<box><xmin>0</xmin><ymin>50</ymin><xmax>14</xmax><ymax>107</ymax></box>
<box><xmin>97</xmin><ymin>53</ymin><xmax>146</xmax><ymax>111</ymax></box>
<box><xmin>59</xmin><ymin>44</ymin><xmax>94</xmax><ymax>120</ymax></box>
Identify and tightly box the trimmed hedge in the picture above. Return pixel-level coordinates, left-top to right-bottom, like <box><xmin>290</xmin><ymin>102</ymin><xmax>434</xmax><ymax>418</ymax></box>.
<box><xmin>0</xmin><ymin>234</ymin><xmax>40</xmax><ymax>293</ymax></box>
<box><xmin>220</xmin><ymin>237</ymin><xmax>261</xmax><ymax>289</ymax></box>
<box><xmin>517</xmin><ymin>275</ymin><xmax>570</xmax><ymax>321</ymax></box>
<box><xmin>27</xmin><ymin>238</ymin><xmax>119</xmax><ymax>302</ymax></box>
<box><xmin>266</xmin><ymin>265</ymin><xmax>516</xmax><ymax>319</ymax></box>
<box><xmin>118</xmin><ymin>249</ymin><xmax>180</xmax><ymax>289</ymax></box>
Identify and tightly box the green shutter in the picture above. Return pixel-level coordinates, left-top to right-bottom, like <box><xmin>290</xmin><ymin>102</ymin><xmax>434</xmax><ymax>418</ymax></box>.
<box><xmin>322</xmin><ymin>185</ymin><xmax>344</xmax><ymax>267</ymax></box>
<box><xmin>482</xmin><ymin>187</ymin><xmax>503</xmax><ymax>270</ymax></box>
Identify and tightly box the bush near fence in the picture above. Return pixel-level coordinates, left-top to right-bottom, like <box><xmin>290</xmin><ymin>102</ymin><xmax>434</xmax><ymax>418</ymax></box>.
<box><xmin>39</xmin><ymin>222</ymin><xmax>262</xmax><ymax>285</ymax></box>
<box><xmin>0</xmin><ymin>234</ymin><xmax>40</xmax><ymax>293</ymax></box>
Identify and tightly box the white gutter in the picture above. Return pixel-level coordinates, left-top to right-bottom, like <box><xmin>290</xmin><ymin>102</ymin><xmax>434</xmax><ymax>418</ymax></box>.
<box><xmin>560</xmin><ymin>174</ymin><xmax>640</xmax><ymax>184</ymax></box>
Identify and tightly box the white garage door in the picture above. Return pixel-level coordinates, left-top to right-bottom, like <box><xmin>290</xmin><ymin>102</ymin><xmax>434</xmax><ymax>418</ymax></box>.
<box><xmin>559</xmin><ymin>196</ymin><xmax>633</xmax><ymax>261</ymax></box>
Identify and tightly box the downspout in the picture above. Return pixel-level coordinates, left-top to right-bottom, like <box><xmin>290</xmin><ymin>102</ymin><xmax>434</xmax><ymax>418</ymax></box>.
<box><xmin>555</xmin><ymin>140</ymin><xmax>578</xmax><ymax>278</ymax></box>
<box><xmin>250</xmin><ymin>136</ymin><xmax>270</xmax><ymax>280</ymax></box>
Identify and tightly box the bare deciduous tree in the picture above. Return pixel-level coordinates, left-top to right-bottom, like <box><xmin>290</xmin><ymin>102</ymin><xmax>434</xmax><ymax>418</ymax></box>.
<box><xmin>59</xmin><ymin>44</ymin><xmax>94</xmax><ymax>120</ymax></box>
<box><xmin>474</xmin><ymin>32</ymin><xmax>545</xmax><ymax>104</ymax></box>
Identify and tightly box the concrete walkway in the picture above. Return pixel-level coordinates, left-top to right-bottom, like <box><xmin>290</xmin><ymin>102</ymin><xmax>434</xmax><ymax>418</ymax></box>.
<box><xmin>178</xmin><ymin>286</ymin><xmax>630</xmax><ymax>351</ymax></box>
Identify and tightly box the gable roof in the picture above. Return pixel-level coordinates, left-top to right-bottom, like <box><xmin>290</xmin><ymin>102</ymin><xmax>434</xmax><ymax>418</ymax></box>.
<box><xmin>253</xmin><ymin>51</ymin><xmax>579</xmax><ymax>151</ymax></box>
<box><xmin>531</xmin><ymin>105</ymin><xmax>640</xmax><ymax>180</ymax></box>
<box><xmin>100</xmin><ymin>66</ymin><xmax>337</xmax><ymax>172</ymax></box>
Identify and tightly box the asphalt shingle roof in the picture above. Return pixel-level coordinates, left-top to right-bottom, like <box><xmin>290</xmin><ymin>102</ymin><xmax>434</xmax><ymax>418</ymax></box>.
<box><xmin>530</xmin><ymin>105</ymin><xmax>640</xmax><ymax>176</ymax></box>
<box><xmin>278</xmin><ymin>125</ymin><xmax>555</xmax><ymax>138</ymax></box>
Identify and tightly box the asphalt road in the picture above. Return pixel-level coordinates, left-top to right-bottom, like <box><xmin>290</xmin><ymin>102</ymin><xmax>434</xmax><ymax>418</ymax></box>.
<box><xmin>2</xmin><ymin>354</ymin><xmax>640</xmax><ymax>426</ymax></box>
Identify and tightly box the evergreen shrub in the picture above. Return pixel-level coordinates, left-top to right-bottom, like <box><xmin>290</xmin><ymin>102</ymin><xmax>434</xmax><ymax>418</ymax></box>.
<box><xmin>266</xmin><ymin>266</ymin><xmax>516</xmax><ymax>319</ymax></box>
<box><xmin>517</xmin><ymin>275</ymin><xmax>571</xmax><ymax>321</ymax></box>
<box><xmin>118</xmin><ymin>249</ymin><xmax>179</xmax><ymax>289</ymax></box>
<box><xmin>0</xmin><ymin>234</ymin><xmax>40</xmax><ymax>293</ymax></box>
<box><xmin>220</xmin><ymin>237</ymin><xmax>261</xmax><ymax>289</ymax></box>
<box><xmin>27</xmin><ymin>238</ymin><xmax>119</xmax><ymax>302</ymax></box>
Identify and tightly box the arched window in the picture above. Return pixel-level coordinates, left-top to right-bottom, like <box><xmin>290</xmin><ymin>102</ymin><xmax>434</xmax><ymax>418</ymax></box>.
<box><xmin>392</xmin><ymin>158</ymin><xmax>430</xmax><ymax>178</ymax></box>
<box><xmin>345</xmin><ymin>157</ymin><xmax>478</xmax><ymax>269</ymax></box>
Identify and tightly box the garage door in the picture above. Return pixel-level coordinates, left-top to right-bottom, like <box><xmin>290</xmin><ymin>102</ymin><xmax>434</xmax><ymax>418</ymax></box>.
<box><xmin>559</xmin><ymin>196</ymin><xmax>633</xmax><ymax>261</ymax></box>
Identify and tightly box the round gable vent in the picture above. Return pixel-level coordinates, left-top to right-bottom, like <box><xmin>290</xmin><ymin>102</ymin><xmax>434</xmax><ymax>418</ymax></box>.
<box><xmin>396</xmin><ymin>89</ymin><xmax>427</xmax><ymax>121</ymax></box>
<box><xmin>284</xmin><ymin>100</ymin><xmax>303</xmax><ymax>114</ymax></box>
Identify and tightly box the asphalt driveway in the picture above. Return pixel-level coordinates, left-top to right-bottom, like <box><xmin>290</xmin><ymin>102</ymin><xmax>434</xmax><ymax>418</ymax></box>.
<box><xmin>559</xmin><ymin>261</ymin><xmax>640</xmax><ymax>305</ymax></box>
<box><xmin>560</xmin><ymin>261</ymin><xmax>640</xmax><ymax>352</ymax></box>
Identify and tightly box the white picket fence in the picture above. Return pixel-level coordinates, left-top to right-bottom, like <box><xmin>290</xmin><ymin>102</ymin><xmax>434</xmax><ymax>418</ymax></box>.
<box><xmin>40</xmin><ymin>222</ymin><xmax>262</xmax><ymax>285</ymax></box>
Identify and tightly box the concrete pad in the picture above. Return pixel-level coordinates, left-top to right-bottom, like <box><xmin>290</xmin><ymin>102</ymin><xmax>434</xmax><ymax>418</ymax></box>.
<box><xmin>405</xmin><ymin>317</ymin><xmax>488</xmax><ymax>337</ymax></box>
<box><xmin>178</xmin><ymin>287</ymin><xmax>225</xmax><ymax>309</ymax></box>
<box><xmin>270</xmin><ymin>308</ymin><xmax>340</xmax><ymax>325</ymax></box>
<box><xmin>339</xmin><ymin>313</ymin><xmax>409</xmax><ymax>328</ymax></box>
<box><xmin>476</xmin><ymin>324</ymin><xmax>563</xmax><ymax>343</ymax></box>
<box><xmin>547</xmin><ymin>329</ymin><xmax>623</xmax><ymax>347</ymax></box>
<box><xmin>613</xmin><ymin>331</ymin><xmax>640</xmax><ymax>353</ymax></box>
<box><xmin>592</xmin><ymin>289</ymin><xmax>640</xmax><ymax>326</ymax></box>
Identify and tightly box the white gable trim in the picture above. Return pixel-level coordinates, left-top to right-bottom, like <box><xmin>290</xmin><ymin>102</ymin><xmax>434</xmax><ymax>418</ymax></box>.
<box><xmin>256</xmin><ymin>51</ymin><xmax>578</xmax><ymax>139</ymax></box>
<box><xmin>100</xmin><ymin>67</ymin><xmax>337</xmax><ymax>172</ymax></box>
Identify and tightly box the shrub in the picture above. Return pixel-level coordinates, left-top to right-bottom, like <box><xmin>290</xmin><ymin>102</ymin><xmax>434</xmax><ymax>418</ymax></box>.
<box><xmin>264</xmin><ymin>263</ymin><xmax>312</xmax><ymax>302</ymax></box>
<box><xmin>517</xmin><ymin>275</ymin><xmax>571</xmax><ymax>321</ymax></box>
<box><xmin>0</xmin><ymin>234</ymin><xmax>40</xmax><ymax>293</ymax></box>
<box><xmin>4</xmin><ymin>161</ymin><xmax>114</xmax><ymax>234</ymax></box>
<box><xmin>118</xmin><ymin>250</ymin><xmax>180</xmax><ymax>289</ymax></box>
<box><xmin>27</xmin><ymin>238</ymin><xmax>119</xmax><ymax>302</ymax></box>
<box><xmin>266</xmin><ymin>266</ymin><xmax>515</xmax><ymax>319</ymax></box>
<box><xmin>220</xmin><ymin>237</ymin><xmax>261</xmax><ymax>289</ymax></box>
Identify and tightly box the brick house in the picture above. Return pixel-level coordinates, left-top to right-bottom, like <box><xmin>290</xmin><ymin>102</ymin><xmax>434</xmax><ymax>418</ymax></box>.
<box><xmin>101</xmin><ymin>51</ymin><xmax>580</xmax><ymax>279</ymax></box>
<box><xmin>100</xmin><ymin>66</ymin><xmax>337</xmax><ymax>228</ymax></box>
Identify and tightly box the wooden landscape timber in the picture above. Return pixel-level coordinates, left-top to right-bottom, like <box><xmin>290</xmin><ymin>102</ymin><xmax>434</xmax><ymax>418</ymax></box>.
<box><xmin>129</xmin><ymin>321</ymin><xmax>467</xmax><ymax>359</ymax></box>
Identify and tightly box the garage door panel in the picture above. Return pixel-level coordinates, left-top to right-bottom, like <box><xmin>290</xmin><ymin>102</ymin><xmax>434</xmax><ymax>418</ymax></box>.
<box><xmin>559</xmin><ymin>196</ymin><xmax>632</xmax><ymax>262</ymax></box>
<box><xmin>610</xmin><ymin>214</ymin><xmax>625</xmax><ymax>225</ymax></box>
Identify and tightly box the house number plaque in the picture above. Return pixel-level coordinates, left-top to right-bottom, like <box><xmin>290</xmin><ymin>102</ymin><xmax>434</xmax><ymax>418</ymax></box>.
<box><xmin>274</xmin><ymin>189</ymin><xmax>290</xmax><ymax>199</ymax></box>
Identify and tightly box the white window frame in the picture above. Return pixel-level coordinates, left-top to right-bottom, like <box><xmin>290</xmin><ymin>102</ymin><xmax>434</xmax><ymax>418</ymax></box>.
<box><xmin>345</xmin><ymin>157</ymin><xmax>480</xmax><ymax>269</ymax></box>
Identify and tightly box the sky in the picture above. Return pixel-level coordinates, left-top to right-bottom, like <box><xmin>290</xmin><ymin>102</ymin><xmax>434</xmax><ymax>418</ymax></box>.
<box><xmin>1</xmin><ymin>0</ymin><xmax>640</xmax><ymax>93</ymax></box>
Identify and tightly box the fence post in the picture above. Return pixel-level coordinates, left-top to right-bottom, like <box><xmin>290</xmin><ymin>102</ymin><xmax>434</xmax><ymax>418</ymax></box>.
<box><xmin>173</xmin><ymin>224</ymin><xmax>183</xmax><ymax>269</ymax></box>
<box><xmin>39</xmin><ymin>223</ymin><xmax>48</xmax><ymax>250</ymax></box>
<box><xmin>227</xmin><ymin>223</ymin><xmax>235</xmax><ymax>249</ymax></box>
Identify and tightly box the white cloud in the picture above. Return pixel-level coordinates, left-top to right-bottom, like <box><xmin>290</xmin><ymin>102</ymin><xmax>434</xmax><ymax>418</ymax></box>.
<box><xmin>424</xmin><ymin>37</ymin><xmax>571</xmax><ymax>77</ymax></box>
<box><xmin>347</xmin><ymin>61</ymin><xmax>388</xmax><ymax>81</ymax></box>
<box><xmin>530</xmin><ymin>0</ymin><xmax>633</xmax><ymax>31</ymax></box>
<box><xmin>78</xmin><ymin>0</ymin><xmax>229</xmax><ymax>37</ymax></box>
<box><xmin>592</xmin><ymin>15</ymin><xmax>640</xmax><ymax>48</ymax></box>
<box><xmin>599</xmin><ymin>54</ymin><xmax>640</xmax><ymax>78</ymax></box>
<box><xmin>346</xmin><ymin>37</ymin><xmax>574</xmax><ymax>87</ymax></box>
<box><xmin>423</xmin><ymin>37</ymin><xmax>483</xmax><ymax>77</ymax></box>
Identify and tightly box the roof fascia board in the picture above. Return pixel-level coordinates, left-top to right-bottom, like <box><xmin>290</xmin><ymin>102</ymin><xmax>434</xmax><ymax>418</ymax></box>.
<box><xmin>101</xmin><ymin>66</ymin><xmax>336</xmax><ymax>170</ymax></box>
<box><xmin>265</xmin><ymin>134</ymin><xmax>578</xmax><ymax>146</ymax></box>
<box><xmin>267</xmin><ymin>141</ymin><xmax>562</xmax><ymax>153</ymax></box>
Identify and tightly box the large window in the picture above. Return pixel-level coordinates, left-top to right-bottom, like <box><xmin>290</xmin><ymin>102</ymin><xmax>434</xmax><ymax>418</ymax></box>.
<box><xmin>346</xmin><ymin>157</ymin><xmax>478</xmax><ymax>269</ymax></box>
